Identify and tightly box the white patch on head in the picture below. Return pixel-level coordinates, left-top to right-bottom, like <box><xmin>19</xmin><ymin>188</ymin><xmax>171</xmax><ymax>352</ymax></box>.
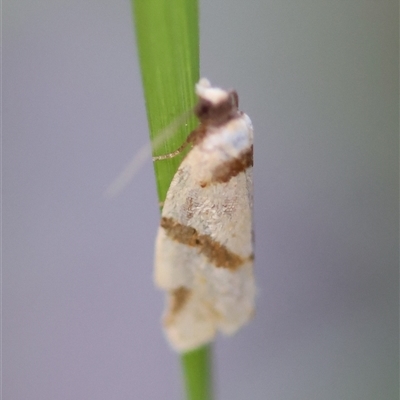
<box><xmin>195</xmin><ymin>78</ymin><xmax>229</xmax><ymax>105</ymax></box>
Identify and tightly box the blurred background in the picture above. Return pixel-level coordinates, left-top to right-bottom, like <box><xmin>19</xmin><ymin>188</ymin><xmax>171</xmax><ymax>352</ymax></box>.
<box><xmin>4</xmin><ymin>1</ymin><xmax>398</xmax><ymax>399</ymax></box>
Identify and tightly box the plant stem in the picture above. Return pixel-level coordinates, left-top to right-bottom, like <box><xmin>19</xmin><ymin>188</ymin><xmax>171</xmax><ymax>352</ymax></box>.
<box><xmin>132</xmin><ymin>0</ymin><xmax>199</xmax><ymax>201</ymax></box>
<box><xmin>131</xmin><ymin>1</ymin><xmax>213</xmax><ymax>399</ymax></box>
<box><xmin>181</xmin><ymin>345</ymin><xmax>213</xmax><ymax>400</ymax></box>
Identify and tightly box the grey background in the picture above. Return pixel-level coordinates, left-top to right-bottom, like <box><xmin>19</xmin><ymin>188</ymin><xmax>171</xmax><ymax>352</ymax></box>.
<box><xmin>4</xmin><ymin>1</ymin><xmax>398</xmax><ymax>399</ymax></box>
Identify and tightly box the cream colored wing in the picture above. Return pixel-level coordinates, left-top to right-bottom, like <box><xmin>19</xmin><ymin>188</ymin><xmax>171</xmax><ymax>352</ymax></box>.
<box><xmin>154</xmin><ymin>144</ymin><xmax>254</xmax><ymax>352</ymax></box>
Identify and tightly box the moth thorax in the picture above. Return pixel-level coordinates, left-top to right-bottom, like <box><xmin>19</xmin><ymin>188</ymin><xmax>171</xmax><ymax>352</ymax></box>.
<box><xmin>194</xmin><ymin>91</ymin><xmax>240</xmax><ymax>127</ymax></box>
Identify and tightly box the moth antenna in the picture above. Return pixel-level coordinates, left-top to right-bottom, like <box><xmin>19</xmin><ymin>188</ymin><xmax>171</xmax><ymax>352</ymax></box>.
<box><xmin>152</xmin><ymin>140</ymin><xmax>190</xmax><ymax>161</ymax></box>
<box><xmin>104</xmin><ymin>142</ymin><xmax>152</xmax><ymax>199</ymax></box>
<box><xmin>104</xmin><ymin>109</ymin><xmax>193</xmax><ymax>198</ymax></box>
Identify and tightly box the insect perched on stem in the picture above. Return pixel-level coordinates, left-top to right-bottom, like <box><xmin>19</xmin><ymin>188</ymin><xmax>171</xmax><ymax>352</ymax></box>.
<box><xmin>154</xmin><ymin>79</ymin><xmax>255</xmax><ymax>352</ymax></box>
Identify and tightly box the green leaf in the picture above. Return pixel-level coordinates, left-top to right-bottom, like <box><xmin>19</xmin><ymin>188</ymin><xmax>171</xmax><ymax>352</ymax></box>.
<box><xmin>132</xmin><ymin>0</ymin><xmax>199</xmax><ymax>202</ymax></box>
<box><xmin>181</xmin><ymin>345</ymin><xmax>213</xmax><ymax>400</ymax></box>
<box><xmin>131</xmin><ymin>1</ymin><xmax>213</xmax><ymax>399</ymax></box>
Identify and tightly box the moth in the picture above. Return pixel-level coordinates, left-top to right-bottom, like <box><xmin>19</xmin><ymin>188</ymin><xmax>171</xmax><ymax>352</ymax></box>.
<box><xmin>154</xmin><ymin>78</ymin><xmax>255</xmax><ymax>352</ymax></box>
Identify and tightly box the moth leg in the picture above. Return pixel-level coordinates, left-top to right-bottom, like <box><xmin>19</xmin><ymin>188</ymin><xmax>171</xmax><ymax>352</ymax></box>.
<box><xmin>152</xmin><ymin>124</ymin><xmax>208</xmax><ymax>161</ymax></box>
<box><xmin>152</xmin><ymin>140</ymin><xmax>191</xmax><ymax>161</ymax></box>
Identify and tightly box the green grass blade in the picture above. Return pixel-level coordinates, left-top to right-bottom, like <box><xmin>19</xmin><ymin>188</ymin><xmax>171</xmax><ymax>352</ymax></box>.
<box><xmin>131</xmin><ymin>1</ymin><xmax>213</xmax><ymax>400</ymax></box>
<box><xmin>181</xmin><ymin>345</ymin><xmax>213</xmax><ymax>400</ymax></box>
<box><xmin>132</xmin><ymin>0</ymin><xmax>199</xmax><ymax>201</ymax></box>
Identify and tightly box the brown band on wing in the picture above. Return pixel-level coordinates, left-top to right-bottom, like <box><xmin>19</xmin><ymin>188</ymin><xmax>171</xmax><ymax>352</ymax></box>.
<box><xmin>161</xmin><ymin>217</ymin><xmax>249</xmax><ymax>271</ymax></box>
<box><xmin>172</xmin><ymin>286</ymin><xmax>191</xmax><ymax>314</ymax></box>
<box><xmin>164</xmin><ymin>287</ymin><xmax>191</xmax><ymax>326</ymax></box>
<box><xmin>211</xmin><ymin>145</ymin><xmax>253</xmax><ymax>183</ymax></box>
<box><xmin>171</xmin><ymin>287</ymin><xmax>191</xmax><ymax>314</ymax></box>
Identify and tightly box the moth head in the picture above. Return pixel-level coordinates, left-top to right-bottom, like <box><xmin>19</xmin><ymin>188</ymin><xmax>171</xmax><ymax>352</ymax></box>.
<box><xmin>194</xmin><ymin>78</ymin><xmax>239</xmax><ymax>126</ymax></box>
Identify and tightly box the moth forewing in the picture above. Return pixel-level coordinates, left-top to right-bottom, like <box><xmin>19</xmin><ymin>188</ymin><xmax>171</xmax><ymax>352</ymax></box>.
<box><xmin>154</xmin><ymin>79</ymin><xmax>255</xmax><ymax>352</ymax></box>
